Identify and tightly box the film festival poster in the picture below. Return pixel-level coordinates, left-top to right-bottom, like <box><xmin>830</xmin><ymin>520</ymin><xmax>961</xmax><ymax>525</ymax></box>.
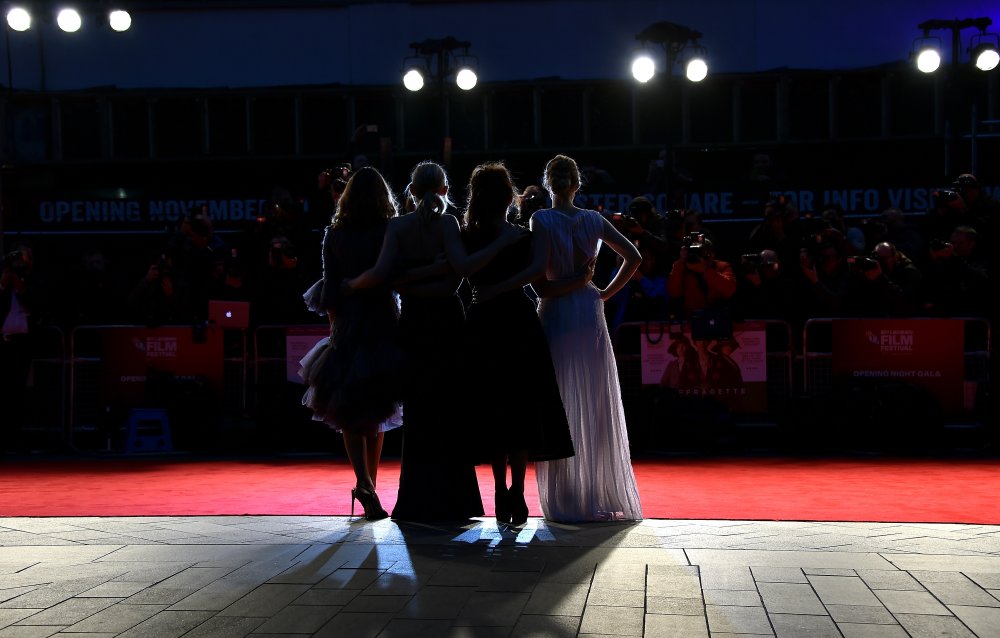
<box><xmin>639</xmin><ymin>321</ymin><xmax>769</xmax><ymax>413</ymax></box>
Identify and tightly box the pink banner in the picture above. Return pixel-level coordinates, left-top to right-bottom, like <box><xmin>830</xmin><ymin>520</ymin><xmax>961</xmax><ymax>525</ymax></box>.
<box><xmin>640</xmin><ymin>322</ymin><xmax>768</xmax><ymax>412</ymax></box>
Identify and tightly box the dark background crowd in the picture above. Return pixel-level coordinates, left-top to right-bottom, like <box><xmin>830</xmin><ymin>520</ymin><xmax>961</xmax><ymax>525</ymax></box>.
<box><xmin>2</xmin><ymin>163</ymin><xmax>998</xmax><ymax>455</ymax></box>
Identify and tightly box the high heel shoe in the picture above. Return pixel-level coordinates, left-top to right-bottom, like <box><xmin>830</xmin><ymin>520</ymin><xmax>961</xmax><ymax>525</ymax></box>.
<box><xmin>510</xmin><ymin>489</ymin><xmax>529</xmax><ymax>526</ymax></box>
<box><xmin>351</xmin><ymin>487</ymin><xmax>389</xmax><ymax>521</ymax></box>
<box><xmin>495</xmin><ymin>487</ymin><xmax>511</xmax><ymax>524</ymax></box>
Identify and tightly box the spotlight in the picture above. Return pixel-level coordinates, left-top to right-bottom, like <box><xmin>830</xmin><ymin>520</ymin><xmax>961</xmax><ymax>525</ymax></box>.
<box><xmin>403</xmin><ymin>68</ymin><xmax>425</xmax><ymax>92</ymax></box>
<box><xmin>971</xmin><ymin>32</ymin><xmax>1000</xmax><ymax>71</ymax></box>
<box><xmin>683</xmin><ymin>46</ymin><xmax>709</xmax><ymax>82</ymax></box>
<box><xmin>976</xmin><ymin>45</ymin><xmax>1000</xmax><ymax>71</ymax></box>
<box><xmin>6</xmin><ymin>6</ymin><xmax>31</xmax><ymax>31</ymax></box>
<box><xmin>109</xmin><ymin>9</ymin><xmax>131</xmax><ymax>32</ymax></box>
<box><xmin>631</xmin><ymin>53</ymin><xmax>655</xmax><ymax>83</ymax></box>
<box><xmin>913</xmin><ymin>36</ymin><xmax>942</xmax><ymax>73</ymax></box>
<box><xmin>56</xmin><ymin>8</ymin><xmax>82</xmax><ymax>33</ymax></box>
<box><xmin>455</xmin><ymin>67</ymin><xmax>477</xmax><ymax>90</ymax></box>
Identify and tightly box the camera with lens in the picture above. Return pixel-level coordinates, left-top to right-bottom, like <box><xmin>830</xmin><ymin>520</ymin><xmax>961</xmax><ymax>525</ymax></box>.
<box><xmin>847</xmin><ymin>255</ymin><xmax>879</xmax><ymax>274</ymax></box>
<box><xmin>683</xmin><ymin>232</ymin><xmax>705</xmax><ymax>263</ymax></box>
<box><xmin>322</xmin><ymin>163</ymin><xmax>353</xmax><ymax>195</ymax></box>
<box><xmin>932</xmin><ymin>188</ymin><xmax>963</xmax><ymax>210</ymax></box>
<box><xmin>928</xmin><ymin>238</ymin><xmax>951</xmax><ymax>252</ymax></box>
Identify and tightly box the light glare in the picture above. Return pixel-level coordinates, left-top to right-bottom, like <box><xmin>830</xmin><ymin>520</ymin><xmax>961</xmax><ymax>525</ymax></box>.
<box><xmin>686</xmin><ymin>58</ymin><xmax>708</xmax><ymax>82</ymax></box>
<box><xmin>976</xmin><ymin>47</ymin><xmax>999</xmax><ymax>71</ymax></box>
<box><xmin>631</xmin><ymin>55</ymin><xmax>655</xmax><ymax>83</ymax></box>
<box><xmin>6</xmin><ymin>7</ymin><xmax>31</xmax><ymax>31</ymax></box>
<box><xmin>57</xmin><ymin>8</ymin><xmax>82</xmax><ymax>33</ymax></box>
<box><xmin>456</xmin><ymin>68</ymin><xmax>477</xmax><ymax>90</ymax></box>
<box><xmin>109</xmin><ymin>9</ymin><xmax>131</xmax><ymax>32</ymax></box>
<box><xmin>403</xmin><ymin>69</ymin><xmax>424</xmax><ymax>91</ymax></box>
<box><xmin>916</xmin><ymin>48</ymin><xmax>941</xmax><ymax>73</ymax></box>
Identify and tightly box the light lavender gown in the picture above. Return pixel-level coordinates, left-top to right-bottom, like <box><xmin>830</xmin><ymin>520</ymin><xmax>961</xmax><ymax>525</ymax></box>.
<box><xmin>532</xmin><ymin>208</ymin><xmax>643</xmax><ymax>522</ymax></box>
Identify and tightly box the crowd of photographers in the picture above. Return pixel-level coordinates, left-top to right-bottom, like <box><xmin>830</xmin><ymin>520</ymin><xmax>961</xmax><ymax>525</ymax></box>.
<box><xmin>600</xmin><ymin>173</ymin><xmax>1000</xmax><ymax>344</ymax></box>
<box><xmin>1</xmin><ymin>166</ymin><xmax>998</xmax><ymax>451</ymax></box>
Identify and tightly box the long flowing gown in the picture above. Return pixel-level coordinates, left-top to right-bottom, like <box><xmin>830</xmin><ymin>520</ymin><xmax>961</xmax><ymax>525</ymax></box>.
<box><xmin>463</xmin><ymin>229</ymin><xmax>575</xmax><ymax>463</ymax></box>
<box><xmin>532</xmin><ymin>208</ymin><xmax>643</xmax><ymax>522</ymax></box>
<box><xmin>390</xmin><ymin>259</ymin><xmax>484</xmax><ymax>522</ymax></box>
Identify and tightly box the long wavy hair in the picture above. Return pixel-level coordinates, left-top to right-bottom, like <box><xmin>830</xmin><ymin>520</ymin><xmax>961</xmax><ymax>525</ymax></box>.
<box><xmin>331</xmin><ymin>166</ymin><xmax>398</xmax><ymax>229</ymax></box>
<box><xmin>464</xmin><ymin>162</ymin><xmax>516</xmax><ymax>233</ymax></box>
<box><xmin>408</xmin><ymin>160</ymin><xmax>455</xmax><ymax>224</ymax></box>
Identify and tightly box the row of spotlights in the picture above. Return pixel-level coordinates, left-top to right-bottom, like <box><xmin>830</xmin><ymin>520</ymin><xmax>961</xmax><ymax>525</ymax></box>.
<box><xmin>915</xmin><ymin>44</ymin><xmax>999</xmax><ymax>72</ymax></box>
<box><xmin>6</xmin><ymin>7</ymin><xmax>132</xmax><ymax>32</ymax></box>
<box><xmin>403</xmin><ymin>66</ymin><xmax>478</xmax><ymax>91</ymax></box>
<box><xmin>631</xmin><ymin>52</ymin><xmax>709</xmax><ymax>83</ymax></box>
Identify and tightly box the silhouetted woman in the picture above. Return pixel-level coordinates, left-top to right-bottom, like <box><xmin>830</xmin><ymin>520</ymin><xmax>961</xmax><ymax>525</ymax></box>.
<box><xmin>461</xmin><ymin>162</ymin><xmax>575</xmax><ymax>526</ymax></box>
<box><xmin>346</xmin><ymin>160</ymin><xmax>521</xmax><ymax>522</ymax></box>
<box><xmin>300</xmin><ymin>166</ymin><xmax>403</xmax><ymax>521</ymax></box>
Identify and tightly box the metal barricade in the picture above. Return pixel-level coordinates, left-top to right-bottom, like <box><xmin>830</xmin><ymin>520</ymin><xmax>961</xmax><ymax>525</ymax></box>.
<box><xmin>21</xmin><ymin>325</ymin><xmax>67</xmax><ymax>441</ymax></box>
<box><xmin>611</xmin><ymin>318</ymin><xmax>795</xmax><ymax>445</ymax></box>
<box><xmin>68</xmin><ymin>324</ymin><xmax>247</xmax><ymax>451</ymax></box>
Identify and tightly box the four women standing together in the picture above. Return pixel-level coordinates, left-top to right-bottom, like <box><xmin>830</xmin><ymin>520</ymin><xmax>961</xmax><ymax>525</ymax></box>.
<box><xmin>300</xmin><ymin>154</ymin><xmax>643</xmax><ymax>524</ymax></box>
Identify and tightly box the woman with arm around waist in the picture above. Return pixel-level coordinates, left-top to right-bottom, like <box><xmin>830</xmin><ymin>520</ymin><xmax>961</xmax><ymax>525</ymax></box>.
<box><xmin>531</xmin><ymin>154</ymin><xmax>644</xmax><ymax>523</ymax></box>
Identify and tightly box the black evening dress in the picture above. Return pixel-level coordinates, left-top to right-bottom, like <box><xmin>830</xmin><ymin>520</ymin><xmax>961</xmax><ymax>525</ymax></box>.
<box><xmin>463</xmin><ymin>229</ymin><xmax>575</xmax><ymax>463</ymax></box>
<box><xmin>300</xmin><ymin>223</ymin><xmax>403</xmax><ymax>433</ymax></box>
<box><xmin>391</xmin><ymin>273</ymin><xmax>485</xmax><ymax>522</ymax></box>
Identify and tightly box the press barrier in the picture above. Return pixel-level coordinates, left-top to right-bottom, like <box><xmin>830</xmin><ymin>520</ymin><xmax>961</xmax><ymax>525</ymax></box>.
<box><xmin>34</xmin><ymin>317</ymin><xmax>995</xmax><ymax>453</ymax></box>
<box><xmin>67</xmin><ymin>324</ymin><xmax>248</xmax><ymax>451</ymax></box>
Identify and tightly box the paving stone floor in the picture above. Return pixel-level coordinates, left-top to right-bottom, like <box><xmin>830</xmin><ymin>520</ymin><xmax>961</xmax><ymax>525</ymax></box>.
<box><xmin>2</xmin><ymin>516</ymin><xmax>1000</xmax><ymax>637</ymax></box>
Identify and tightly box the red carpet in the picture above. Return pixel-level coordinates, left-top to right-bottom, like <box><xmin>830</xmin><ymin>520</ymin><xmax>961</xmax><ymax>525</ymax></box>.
<box><xmin>1</xmin><ymin>457</ymin><xmax>998</xmax><ymax>523</ymax></box>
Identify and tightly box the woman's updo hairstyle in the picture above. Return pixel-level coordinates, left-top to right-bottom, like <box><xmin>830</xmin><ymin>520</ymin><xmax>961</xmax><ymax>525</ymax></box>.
<box><xmin>543</xmin><ymin>154</ymin><xmax>581</xmax><ymax>197</ymax></box>
<box><xmin>408</xmin><ymin>160</ymin><xmax>454</xmax><ymax>223</ymax></box>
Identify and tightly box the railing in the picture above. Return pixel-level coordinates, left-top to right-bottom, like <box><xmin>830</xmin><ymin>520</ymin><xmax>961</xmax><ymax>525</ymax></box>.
<box><xmin>14</xmin><ymin>317</ymin><xmax>993</xmax><ymax>453</ymax></box>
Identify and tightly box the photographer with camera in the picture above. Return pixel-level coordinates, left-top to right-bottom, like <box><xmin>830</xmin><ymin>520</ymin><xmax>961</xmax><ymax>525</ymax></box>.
<box><xmin>919</xmin><ymin>226</ymin><xmax>993</xmax><ymax>318</ymax></box>
<box><xmin>844</xmin><ymin>241</ymin><xmax>923</xmax><ymax>318</ymax></box>
<box><xmin>127</xmin><ymin>252</ymin><xmax>195</xmax><ymax>327</ymax></box>
<box><xmin>666</xmin><ymin>233</ymin><xmax>737</xmax><ymax>319</ymax></box>
<box><xmin>795</xmin><ymin>228</ymin><xmax>852</xmax><ymax>319</ymax></box>
<box><xmin>0</xmin><ymin>245</ymin><xmax>36</xmax><ymax>453</ymax></box>
<box><xmin>732</xmin><ymin>249</ymin><xmax>797</xmax><ymax>323</ymax></box>
<box><xmin>509</xmin><ymin>184</ymin><xmax>548</xmax><ymax>228</ymax></box>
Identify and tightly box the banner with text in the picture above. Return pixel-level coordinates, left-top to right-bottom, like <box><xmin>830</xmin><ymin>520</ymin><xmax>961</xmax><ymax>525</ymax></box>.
<box><xmin>831</xmin><ymin>318</ymin><xmax>965</xmax><ymax>412</ymax></box>
<box><xmin>640</xmin><ymin>321</ymin><xmax>768</xmax><ymax>412</ymax></box>
<box><xmin>101</xmin><ymin>327</ymin><xmax>225</xmax><ymax>408</ymax></box>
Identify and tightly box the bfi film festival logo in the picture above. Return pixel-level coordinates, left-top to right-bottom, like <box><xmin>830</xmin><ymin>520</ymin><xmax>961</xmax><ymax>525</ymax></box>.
<box><xmin>866</xmin><ymin>329</ymin><xmax>914</xmax><ymax>353</ymax></box>
<box><xmin>139</xmin><ymin>336</ymin><xmax>179</xmax><ymax>359</ymax></box>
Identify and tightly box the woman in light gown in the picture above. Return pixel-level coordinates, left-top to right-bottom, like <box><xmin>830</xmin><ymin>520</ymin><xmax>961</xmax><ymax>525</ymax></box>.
<box><xmin>531</xmin><ymin>154</ymin><xmax>644</xmax><ymax>523</ymax></box>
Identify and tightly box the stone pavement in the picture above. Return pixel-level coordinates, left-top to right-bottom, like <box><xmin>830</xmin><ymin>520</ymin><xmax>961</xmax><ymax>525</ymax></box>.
<box><xmin>2</xmin><ymin>516</ymin><xmax>1000</xmax><ymax>637</ymax></box>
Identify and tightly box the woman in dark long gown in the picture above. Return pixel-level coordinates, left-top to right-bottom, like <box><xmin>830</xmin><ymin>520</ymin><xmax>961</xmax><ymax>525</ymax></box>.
<box><xmin>461</xmin><ymin>162</ymin><xmax>576</xmax><ymax>526</ymax></box>
<box><xmin>300</xmin><ymin>167</ymin><xmax>403</xmax><ymax>521</ymax></box>
<box><xmin>346</xmin><ymin>160</ymin><xmax>522</xmax><ymax>522</ymax></box>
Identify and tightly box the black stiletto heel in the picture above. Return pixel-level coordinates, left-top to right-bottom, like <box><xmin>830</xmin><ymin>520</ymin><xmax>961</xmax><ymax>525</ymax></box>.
<box><xmin>495</xmin><ymin>486</ymin><xmax>512</xmax><ymax>524</ymax></box>
<box><xmin>354</xmin><ymin>487</ymin><xmax>388</xmax><ymax>521</ymax></box>
<box><xmin>510</xmin><ymin>489</ymin><xmax>529</xmax><ymax>526</ymax></box>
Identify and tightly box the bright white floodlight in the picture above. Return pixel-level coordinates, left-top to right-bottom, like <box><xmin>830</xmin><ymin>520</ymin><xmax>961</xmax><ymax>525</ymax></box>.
<box><xmin>685</xmin><ymin>57</ymin><xmax>708</xmax><ymax>82</ymax></box>
<box><xmin>6</xmin><ymin>7</ymin><xmax>31</xmax><ymax>31</ymax></box>
<box><xmin>403</xmin><ymin>68</ymin><xmax>425</xmax><ymax>92</ymax></box>
<box><xmin>109</xmin><ymin>9</ymin><xmax>132</xmax><ymax>32</ymax></box>
<box><xmin>975</xmin><ymin>46</ymin><xmax>1000</xmax><ymax>71</ymax></box>
<box><xmin>631</xmin><ymin>54</ymin><xmax>655</xmax><ymax>83</ymax></box>
<box><xmin>916</xmin><ymin>47</ymin><xmax>941</xmax><ymax>73</ymax></box>
<box><xmin>57</xmin><ymin>8</ymin><xmax>82</xmax><ymax>33</ymax></box>
<box><xmin>455</xmin><ymin>67</ymin><xmax>477</xmax><ymax>90</ymax></box>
